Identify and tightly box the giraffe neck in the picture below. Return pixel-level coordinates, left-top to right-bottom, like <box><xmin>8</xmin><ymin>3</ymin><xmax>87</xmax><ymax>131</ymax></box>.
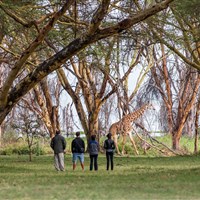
<box><xmin>123</xmin><ymin>104</ymin><xmax>149</xmax><ymax>122</ymax></box>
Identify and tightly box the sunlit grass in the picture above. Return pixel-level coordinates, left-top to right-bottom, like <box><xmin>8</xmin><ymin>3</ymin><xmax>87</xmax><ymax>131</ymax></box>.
<box><xmin>1</xmin><ymin>154</ymin><xmax>200</xmax><ymax>200</ymax></box>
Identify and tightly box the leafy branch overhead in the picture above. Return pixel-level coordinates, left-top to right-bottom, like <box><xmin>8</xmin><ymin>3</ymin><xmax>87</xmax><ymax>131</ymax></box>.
<box><xmin>0</xmin><ymin>0</ymin><xmax>174</xmax><ymax>124</ymax></box>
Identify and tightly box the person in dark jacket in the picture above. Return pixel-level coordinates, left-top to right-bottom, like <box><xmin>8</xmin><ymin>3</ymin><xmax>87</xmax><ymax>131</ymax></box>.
<box><xmin>104</xmin><ymin>133</ymin><xmax>115</xmax><ymax>170</ymax></box>
<box><xmin>50</xmin><ymin>130</ymin><xmax>66</xmax><ymax>171</ymax></box>
<box><xmin>71</xmin><ymin>131</ymin><xmax>85</xmax><ymax>171</ymax></box>
<box><xmin>88</xmin><ymin>135</ymin><xmax>99</xmax><ymax>171</ymax></box>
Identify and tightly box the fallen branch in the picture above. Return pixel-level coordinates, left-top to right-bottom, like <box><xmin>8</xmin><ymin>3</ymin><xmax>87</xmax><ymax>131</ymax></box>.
<box><xmin>132</xmin><ymin>126</ymin><xmax>167</xmax><ymax>155</ymax></box>
<box><xmin>134</xmin><ymin>122</ymin><xmax>180</xmax><ymax>156</ymax></box>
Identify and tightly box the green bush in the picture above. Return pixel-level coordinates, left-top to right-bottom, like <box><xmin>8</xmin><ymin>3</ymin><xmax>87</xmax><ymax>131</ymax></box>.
<box><xmin>0</xmin><ymin>140</ymin><xmax>51</xmax><ymax>156</ymax></box>
<box><xmin>0</xmin><ymin>147</ymin><xmax>13</xmax><ymax>155</ymax></box>
<box><xmin>3</xmin><ymin>130</ymin><xmax>18</xmax><ymax>143</ymax></box>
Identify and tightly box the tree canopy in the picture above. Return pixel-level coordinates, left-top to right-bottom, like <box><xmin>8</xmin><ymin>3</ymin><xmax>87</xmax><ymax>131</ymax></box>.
<box><xmin>0</xmin><ymin>0</ymin><xmax>174</xmax><ymax>125</ymax></box>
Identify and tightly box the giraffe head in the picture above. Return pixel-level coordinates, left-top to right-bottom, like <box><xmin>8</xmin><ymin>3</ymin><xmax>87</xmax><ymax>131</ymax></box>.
<box><xmin>135</xmin><ymin>102</ymin><xmax>155</xmax><ymax>116</ymax></box>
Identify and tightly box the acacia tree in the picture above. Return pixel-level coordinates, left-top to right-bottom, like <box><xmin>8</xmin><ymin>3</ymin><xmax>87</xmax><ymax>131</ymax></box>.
<box><xmin>0</xmin><ymin>0</ymin><xmax>174</xmax><ymax>128</ymax></box>
<box><xmin>130</xmin><ymin>0</ymin><xmax>200</xmax><ymax>150</ymax></box>
<box><xmin>57</xmin><ymin>41</ymin><xmax>119</xmax><ymax>141</ymax></box>
<box><xmin>21</xmin><ymin>77</ymin><xmax>61</xmax><ymax>138</ymax></box>
<box><xmin>155</xmin><ymin>10</ymin><xmax>200</xmax><ymax>150</ymax></box>
<box><xmin>152</xmin><ymin>45</ymin><xmax>200</xmax><ymax>150</ymax></box>
<box><xmin>12</xmin><ymin>110</ymin><xmax>43</xmax><ymax>161</ymax></box>
<box><xmin>113</xmin><ymin>44</ymin><xmax>157</xmax><ymax>155</ymax></box>
<box><xmin>57</xmin><ymin>32</ymin><xmax>155</xmax><ymax>144</ymax></box>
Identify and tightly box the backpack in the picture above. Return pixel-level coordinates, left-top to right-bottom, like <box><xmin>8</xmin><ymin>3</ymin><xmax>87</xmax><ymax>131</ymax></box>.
<box><xmin>89</xmin><ymin>141</ymin><xmax>98</xmax><ymax>155</ymax></box>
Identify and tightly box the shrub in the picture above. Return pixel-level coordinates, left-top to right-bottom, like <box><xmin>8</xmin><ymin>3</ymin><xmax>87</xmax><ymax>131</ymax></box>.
<box><xmin>0</xmin><ymin>140</ymin><xmax>52</xmax><ymax>156</ymax></box>
<box><xmin>0</xmin><ymin>147</ymin><xmax>13</xmax><ymax>155</ymax></box>
<box><xmin>3</xmin><ymin>130</ymin><xmax>18</xmax><ymax>143</ymax></box>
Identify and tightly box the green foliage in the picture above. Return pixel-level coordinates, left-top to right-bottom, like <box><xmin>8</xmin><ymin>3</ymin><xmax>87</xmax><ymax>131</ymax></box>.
<box><xmin>2</xmin><ymin>129</ymin><xmax>18</xmax><ymax>143</ymax></box>
<box><xmin>0</xmin><ymin>140</ymin><xmax>50</xmax><ymax>156</ymax></box>
<box><xmin>174</xmin><ymin>0</ymin><xmax>200</xmax><ymax>19</ymax></box>
<box><xmin>158</xmin><ymin>134</ymin><xmax>195</xmax><ymax>153</ymax></box>
<box><xmin>0</xmin><ymin>144</ymin><xmax>28</xmax><ymax>155</ymax></box>
<box><xmin>35</xmin><ymin>141</ymin><xmax>41</xmax><ymax>156</ymax></box>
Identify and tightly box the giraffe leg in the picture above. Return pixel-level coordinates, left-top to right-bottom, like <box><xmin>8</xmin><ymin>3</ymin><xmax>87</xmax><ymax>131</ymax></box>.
<box><xmin>121</xmin><ymin>134</ymin><xmax>127</xmax><ymax>155</ymax></box>
<box><xmin>128</xmin><ymin>131</ymin><xmax>139</xmax><ymax>155</ymax></box>
<box><xmin>113</xmin><ymin>134</ymin><xmax>121</xmax><ymax>155</ymax></box>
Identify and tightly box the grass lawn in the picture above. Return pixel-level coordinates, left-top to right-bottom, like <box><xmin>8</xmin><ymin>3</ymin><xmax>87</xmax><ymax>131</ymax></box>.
<box><xmin>1</xmin><ymin>154</ymin><xmax>200</xmax><ymax>200</ymax></box>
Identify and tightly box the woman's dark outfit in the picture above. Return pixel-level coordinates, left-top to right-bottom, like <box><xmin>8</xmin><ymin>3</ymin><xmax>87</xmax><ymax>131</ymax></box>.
<box><xmin>104</xmin><ymin>138</ymin><xmax>115</xmax><ymax>170</ymax></box>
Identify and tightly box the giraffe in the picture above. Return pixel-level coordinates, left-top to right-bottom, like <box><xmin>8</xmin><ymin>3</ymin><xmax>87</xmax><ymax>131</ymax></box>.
<box><xmin>109</xmin><ymin>103</ymin><xmax>154</xmax><ymax>155</ymax></box>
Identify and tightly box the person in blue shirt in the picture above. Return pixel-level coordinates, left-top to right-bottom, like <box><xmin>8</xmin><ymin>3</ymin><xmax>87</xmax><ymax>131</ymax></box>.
<box><xmin>88</xmin><ymin>135</ymin><xmax>99</xmax><ymax>171</ymax></box>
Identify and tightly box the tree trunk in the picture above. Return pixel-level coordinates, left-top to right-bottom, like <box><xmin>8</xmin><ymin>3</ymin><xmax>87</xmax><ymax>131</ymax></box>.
<box><xmin>83</xmin><ymin>110</ymin><xmax>100</xmax><ymax>151</ymax></box>
<box><xmin>172</xmin><ymin>121</ymin><xmax>188</xmax><ymax>150</ymax></box>
<box><xmin>194</xmin><ymin>127</ymin><xmax>198</xmax><ymax>154</ymax></box>
<box><xmin>0</xmin><ymin>125</ymin><xmax>1</xmax><ymax>147</ymax></box>
<box><xmin>50</xmin><ymin>106</ymin><xmax>60</xmax><ymax>136</ymax></box>
<box><xmin>42</xmin><ymin>119</ymin><xmax>54</xmax><ymax>139</ymax></box>
<box><xmin>194</xmin><ymin>101</ymin><xmax>200</xmax><ymax>153</ymax></box>
<box><xmin>29</xmin><ymin>146</ymin><xmax>32</xmax><ymax>162</ymax></box>
<box><xmin>172</xmin><ymin>133</ymin><xmax>180</xmax><ymax>150</ymax></box>
<box><xmin>29</xmin><ymin>151</ymin><xmax>32</xmax><ymax>162</ymax></box>
<box><xmin>87</xmin><ymin>111</ymin><xmax>99</xmax><ymax>138</ymax></box>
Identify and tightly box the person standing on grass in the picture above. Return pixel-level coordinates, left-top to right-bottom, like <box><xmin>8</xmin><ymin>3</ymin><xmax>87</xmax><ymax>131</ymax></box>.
<box><xmin>50</xmin><ymin>130</ymin><xmax>66</xmax><ymax>171</ymax></box>
<box><xmin>71</xmin><ymin>131</ymin><xmax>85</xmax><ymax>171</ymax></box>
<box><xmin>104</xmin><ymin>133</ymin><xmax>115</xmax><ymax>170</ymax></box>
<box><xmin>88</xmin><ymin>135</ymin><xmax>99</xmax><ymax>171</ymax></box>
